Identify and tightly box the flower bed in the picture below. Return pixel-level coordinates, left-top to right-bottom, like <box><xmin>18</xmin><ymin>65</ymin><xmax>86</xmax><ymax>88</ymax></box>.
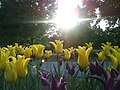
<box><xmin>0</xmin><ymin>40</ymin><xmax>120</xmax><ymax>90</ymax></box>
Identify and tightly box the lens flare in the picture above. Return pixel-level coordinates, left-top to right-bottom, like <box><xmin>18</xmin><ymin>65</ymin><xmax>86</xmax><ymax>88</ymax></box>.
<box><xmin>54</xmin><ymin>0</ymin><xmax>80</xmax><ymax>29</ymax></box>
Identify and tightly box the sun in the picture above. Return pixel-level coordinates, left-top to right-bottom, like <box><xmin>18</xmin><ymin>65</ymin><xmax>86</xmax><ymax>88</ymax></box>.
<box><xmin>54</xmin><ymin>0</ymin><xmax>81</xmax><ymax>29</ymax></box>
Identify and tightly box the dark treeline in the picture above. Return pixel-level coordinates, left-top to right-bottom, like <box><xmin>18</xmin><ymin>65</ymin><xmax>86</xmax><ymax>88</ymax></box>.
<box><xmin>0</xmin><ymin>0</ymin><xmax>120</xmax><ymax>49</ymax></box>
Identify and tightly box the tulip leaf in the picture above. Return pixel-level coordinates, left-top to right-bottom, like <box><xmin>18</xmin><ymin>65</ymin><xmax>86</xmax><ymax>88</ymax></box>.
<box><xmin>90</xmin><ymin>75</ymin><xmax>108</xmax><ymax>90</ymax></box>
<box><xmin>53</xmin><ymin>64</ymin><xmax>58</xmax><ymax>76</ymax></box>
<box><xmin>74</xmin><ymin>69</ymin><xmax>79</xmax><ymax>79</ymax></box>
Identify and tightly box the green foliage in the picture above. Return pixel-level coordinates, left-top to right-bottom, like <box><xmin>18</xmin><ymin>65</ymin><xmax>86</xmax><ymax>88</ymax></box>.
<box><xmin>80</xmin><ymin>0</ymin><xmax>120</xmax><ymax>27</ymax></box>
<box><xmin>0</xmin><ymin>0</ymin><xmax>57</xmax><ymax>46</ymax></box>
<box><xmin>93</xmin><ymin>26</ymin><xmax>120</xmax><ymax>48</ymax></box>
<box><xmin>0</xmin><ymin>0</ymin><xmax>120</xmax><ymax>49</ymax></box>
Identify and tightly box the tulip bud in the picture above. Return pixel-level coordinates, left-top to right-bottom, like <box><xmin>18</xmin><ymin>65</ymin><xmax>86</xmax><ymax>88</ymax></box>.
<box><xmin>24</xmin><ymin>47</ymin><xmax>32</xmax><ymax>58</ymax></box>
<box><xmin>16</xmin><ymin>55</ymin><xmax>31</xmax><ymax>78</ymax></box>
<box><xmin>49</xmin><ymin>40</ymin><xmax>64</xmax><ymax>55</ymax></box>
<box><xmin>68</xmin><ymin>65</ymin><xmax>75</xmax><ymax>75</ymax></box>
<box><xmin>4</xmin><ymin>62</ymin><xmax>17</xmax><ymax>83</ymax></box>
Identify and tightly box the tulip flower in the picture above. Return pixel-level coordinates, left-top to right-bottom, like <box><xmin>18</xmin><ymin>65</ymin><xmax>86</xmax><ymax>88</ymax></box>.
<box><xmin>32</xmin><ymin>65</ymin><xmax>37</xmax><ymax>71</ymax></box>
<box><xmin>106</xmin><ymin>66</ymin><xmax>111</xmax><ymax>73</ymax></box>
<box><xmin>66</xmin><ymin>62</ymin><xmax>75</xmax><ymax>75</ymax></box>
<box><xmin>4</xmin><ymin>59</ymin><xmax>17</xmax><ymax>83</ymax></box>
<box><xmin>32</xmin><ymin>44</ymin><xmax>45</xmax><ymax>59</ymax></box>
<box><xmin>64</xmin><ymin>49</ymin><xmax>71</xmax><ymax>60</ymax></box>
<box><xmin>91</xmin><ymin>67</ymin><xmax>120</xmax><ymax>90</ymax></box>
<box><xmin>18</xmin><ymin>45</ymin><xmax>25</xmax><ymax>55</ymax></box>
<box><xmin>85</xmin><ymin>42</ymin><xmax>93</xmax><ymax>48</ymax></box>
<box><xmin>14</xmin><ymin>43</ymin><xmax>19</xmax><ymax>51</ymax></box>
<box><xmin>36</xmin><ymin>44</ymin><xmax>45</xmax><ymax>59</ymax></box>
<box><xmin>8</xmin><ymin>56</ymin><xmax>17</xmax><ymax>63</ymax></box>
<box><xmin>45</xmin><ymin>50</ymin><xmax>52</xmax><ymax>59</ymax></box>
<box><xmin>113</xmin><ymin>46</ymin><xmax>119</xmax><ymax>50</ymax></box>
<box><xmin>101</xmin><ymin>42</ymin><xmax>111</xmax><ymax>55</ymax></box>
<box><xmin>49</xmin><ymin>40</ymin><xmax>64</xmax><ymax>55</ymax></box>
<box><xmin>40</xmin><ymin>73</ymin><xmax>67</xmax><ymax>90</ymax></box>
<box><xmin>39</xmin><ymin>71</ymin><xmax>50</xmax><ymax>86</ymax></box>
<box><xmin>89</xmin><ymin>60</ymin><xmax>104</xmax><ymax>76</ymax></box>
<box><xmin>32</xmin><ymin>45</ymin><xmax>38</xmax><ymax>56</ymax></box>
<box><xmin>97</xmin><ymin>51</ymin><xmax>106</xmax><ymax>60</ymax></box>
<box><xmin>108</xmin><ymin>54</ymin><xmax>118</xmax><ymax>69</ymax></box>
<box><xmin>24</xmin><ymin>47</ymin><xmax>32</xmax><ymax>58</ymax></box>
<box><xmin>50</xmin><ymin>74</ymin><xmax>67</xmax><ymax>90</ymax></box>
<box><xmin>1</xmin><ymin>47</ymin><xmax>9</xmax><ymax>52</ymax></box>
<box><xmin>68</xmin><ymin>47</ymin><xmax>76</xmax><ymax>52</ymax></box>
<box><xmin>7</xmin><ymin>45</ymin><xmax>16</xmax><ymax>57</ymax></box>
<box><xmin>68</xmin><ymin>47</ymin><xmax>76</xmax><ymax>59</ymax></box>
<box><xmin>16</xmin><ymin>55</ymin><xmax>31</xmax><ymax>78</ymax></box>
<box><xmin>76</xmin><ymin>46</ymin><xmax>93</xmax><ymax>69</ymax></box>
<box><xmin>111</xmin><ymin>47</ymin><xmax>120</xmax><ymax>63</ymax></box>
<box><xmin>0</xmin><ymin>48</ymin><xmax>10</xmax><ymax>70</ymax></box>
<box><xmin>113</xmin><ymin>46</ymin><xmax>120</xmax><ymax>54</ymax></box>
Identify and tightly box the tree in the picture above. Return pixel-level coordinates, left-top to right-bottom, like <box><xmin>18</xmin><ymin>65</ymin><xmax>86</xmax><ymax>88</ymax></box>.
<box><xmin>80</xmin><ymin>0</ymin><xmax>120</xmax><ymax>27</ymax></box>
<box><xmin>0</xmin><ymin>0</ymin><xmax>57</xmax><ymax>46</ymax></box>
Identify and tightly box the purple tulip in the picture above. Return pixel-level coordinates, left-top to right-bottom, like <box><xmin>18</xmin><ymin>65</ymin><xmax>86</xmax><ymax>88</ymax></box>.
<box><xmin>66</xmin><ymin>62</ymin><xmax>76</xmax><ymax>75</ymax></box>
<box><xmin>50</xmin><ymin>74</ymin><xmax>67</xmax><ymax>90</ymax></box>
<box><xmin>68</xmin><ymin>64</ymin><xmax>75</xmax><ymax>75</ymax></box>
<box><xmin>89</xmin><ymin>60</ymin><xmax>104</xmax><ymax>76</ymax></box>
<box><xmin>91</xmin><ymin>67</ymin><xmax>120</xmax><ymax>90</ymax></box>
<box><xmin>39</xmin><ymin>73</ymin><xmax>67</xmax><ymax>90</ymax></box>
<box><xmin>70</xmin><ymin>51</ymin><xmax>76</xmax><ymax>59</ymax></box>
<box><xmin>39</xmin><ymin>71</ymin><xmax>50</xmax><ymax>86</ymax></box>
<box><xmin>89</xmin><ymin>62</ymin><xmax>96</xmax><ymax>75</ymax></box>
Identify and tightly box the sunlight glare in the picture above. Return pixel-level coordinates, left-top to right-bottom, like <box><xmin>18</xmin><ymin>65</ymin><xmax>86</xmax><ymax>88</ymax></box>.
<box><xmin>54</xmin><ymin>0</ymin><xmax>81</xmax><ymax>29</ymax></box>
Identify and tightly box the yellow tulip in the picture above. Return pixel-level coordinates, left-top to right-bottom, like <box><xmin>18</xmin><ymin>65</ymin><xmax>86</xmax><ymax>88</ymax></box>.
<box><xmin>97</xmin><ymin>51</ymin><xmax>106</xmax><ymax>60</ymax></box>
<box><xmin>110</xmin><ymin>47</ymin><xmax>120</xmax><ymax>64</ymax></box>
<box><xmin>7</xmin><ymin>45</ymin><xmax>16</xmax><ymax>57</ymax></box>
<box><xmin>108</xmin><ymin>54</ymin><xmax>118</xmax><ymax>69</ymax></box>
<box><xmin>101</xmin><ymin>42</ymin><xmax>111</xmax><ymax>55</ymax></box>
<box><xmin>102</xmin><ymin>42</ymin><xmax>111</xmax><ymax>47</ymax></box>
<box><xmin>8</xmin><ymin>56</ymin><xmax>17</xmax><ymax>63</ymax></box>
<box><xmin>14</xmin><ymin>43</ymin><xmax>19</xmax><ymax>52</ymax></box>
<box><xmin>106</xmin><ymin>66</ymin><xmax>111</xmax><ymax>73</ymax></box>
<box><xmin>32</xmin><ymin>45</ymin><xmax>38</xmax><ymax>56</ymax></box>
<box><xmin>113</xmin><ymin>46</ymin><xmax>119</xmax><ymax>51</ymax></box>
<box><xmin>49</xmin><ymin>40</ymin><xmax>64</xmax><ymax>55</ymax></box>
<box><xmin>36</xmin><ymin>44</ymin><xmax>45</xmax><ymax>59</ymax></box>
<box><xmin>18</xmin><ymin>45</ymin><xmax>25</xmax><ymax>55</ymax></box>
<box><xmin>0</xmin><ymin>48</ymin><xmax>10</xmax><ymax>70</ymax></box>
<box><xmin>45</xmin><ymin>50</ymin><xmax>52</xmax><ymax>58</ymax></box>
<box><xmin>1</xmin><ymin>47</ymin><xmax>9</xmax><ymax>52</ymax></box>
<box><xmin>32</xmin><ymin>44</ymin><xmax>45</xmax><ymax>59</ymax></box>
<box><xmin>68</xmin><ymin>47</ymin><xmax>76</xmax><ymax>52</ymax></box>
<box><xmin>110</xmin><ymin>47</ymin><xmax>117</xmax><ymax>57</ymax></box>
<box><xmin>4</xmin><ymin>62</ymin><xmax>17</xmax><ymax>83</ymax></box>
<box><xmin>64</xmin><ymin>49</ymin><xmax>71</xmax><ymax>60</ymax></box>
<box><xmin>85</xmin><ymin>42</ymin><xmax>93</xmax><ymax>48</ymax></box>
<box><xmin>24</xmin><ymin>47</ymin><xmax>32</xmax><ymax>58</ymax></box>
<box><xmin>76</xmin><ymin>46</ymin><xmax>93</xmax><ymax>69</ymax></box>
<box><xmin>32</xmin><ymin>65</ymin><xmax>37</xmax><ymax>70</ymax></box>
<box><xmin>16</xmin><ymin>55</ymin><xmax>31</xmax><ymax>78</ymax></box>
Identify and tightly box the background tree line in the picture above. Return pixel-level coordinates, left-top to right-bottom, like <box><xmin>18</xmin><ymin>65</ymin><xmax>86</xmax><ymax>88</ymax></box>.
<box><xmin>0</xmin><ymin>0</ymin><xmax>120</xmax><ymax>49</ymax></box>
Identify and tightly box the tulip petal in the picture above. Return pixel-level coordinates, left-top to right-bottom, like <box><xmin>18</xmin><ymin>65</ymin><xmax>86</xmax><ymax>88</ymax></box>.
<box><xmin>86</xmin><ymin>47</ymin><xmax>93</xmax><ymax>57</ymax></box>
<box><xmin>49</xmin><ymin>42</ymin><xmax>56</xmax><ymax>49</ymax></box>
<box><xmin>108</xmin><ymin>54</ymin><xmax>118</xmax><ymax>69</ymax></box>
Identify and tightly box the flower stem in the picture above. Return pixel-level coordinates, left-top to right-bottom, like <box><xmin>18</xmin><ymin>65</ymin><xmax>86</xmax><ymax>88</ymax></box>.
<box><xmin>83</xmin><ymin>70</ymin><xmax>87</xmax><ymax>90</ymax></box>
<box><xmin>58</xmin><ymin>55</ymin><xmax>61</xmax><ymax>78</ymax></box>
